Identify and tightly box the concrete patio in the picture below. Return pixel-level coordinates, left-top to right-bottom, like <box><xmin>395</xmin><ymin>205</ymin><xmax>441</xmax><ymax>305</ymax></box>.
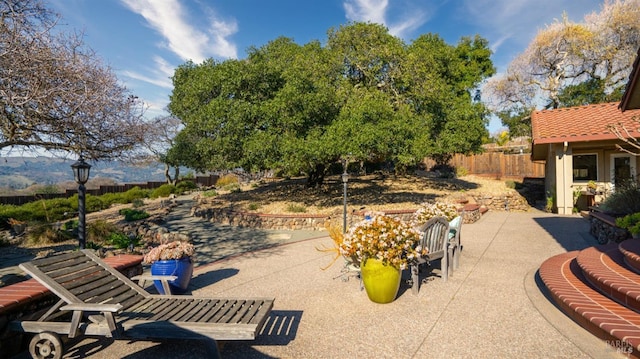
<box><xmin>10</xmin><ymin>210</ymin><xmax>627</xmax><ymax>358</ymax></box>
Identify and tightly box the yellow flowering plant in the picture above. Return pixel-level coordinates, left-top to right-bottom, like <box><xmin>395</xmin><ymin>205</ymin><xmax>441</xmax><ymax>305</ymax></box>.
<box><xmin>412</xmin><ymin>201</ymin><xmax>459</xmax><ymax>224</ymax></box>
<box><xmin>339</xmin><ymin>214</ymin><xmax>425</xmax><ymax>270</ymax></box>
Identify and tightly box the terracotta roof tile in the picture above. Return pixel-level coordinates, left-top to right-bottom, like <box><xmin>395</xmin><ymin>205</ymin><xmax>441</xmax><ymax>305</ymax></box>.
<box><xmin>531</xmin><ymin>102</ymin><xmax>640</xmax><ymax>145</ymax></box>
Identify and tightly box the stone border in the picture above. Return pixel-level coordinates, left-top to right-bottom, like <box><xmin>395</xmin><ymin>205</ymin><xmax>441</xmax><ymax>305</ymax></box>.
<box><xmin>191</xmin><ymin>207</ymin><xmax>418</xmax><ymax>231</ymax></box>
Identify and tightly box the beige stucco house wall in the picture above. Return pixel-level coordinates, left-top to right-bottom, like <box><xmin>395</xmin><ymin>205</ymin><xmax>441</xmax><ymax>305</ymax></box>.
<box><xmin>531</xmin><ymin>104</ymin><xmax>640</xmax><ymax>214</ymax></box>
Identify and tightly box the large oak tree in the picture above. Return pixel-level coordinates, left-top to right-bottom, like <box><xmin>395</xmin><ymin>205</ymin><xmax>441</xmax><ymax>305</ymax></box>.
<box><xmin>169</xmin><ymin>22</ymin><xmax>494</xmax><ymax>186</ymax></box>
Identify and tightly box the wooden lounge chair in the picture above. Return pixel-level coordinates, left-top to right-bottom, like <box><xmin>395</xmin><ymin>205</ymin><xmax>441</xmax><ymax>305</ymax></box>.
<box><xmin>411</xmin><ymin>216</ymin><xmax>451</xmax><ymax>295</ymax></box>
<box><xmin>10</xmin><ymin>250</ymin><xmax>274</xmax><ymax>359</ymax></box>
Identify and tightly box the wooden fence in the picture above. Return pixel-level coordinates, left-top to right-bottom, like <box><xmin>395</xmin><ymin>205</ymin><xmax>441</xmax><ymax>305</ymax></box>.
<box><xmin>0</xmin><ymin>175</ymin><xmax>220</xmax><ymax>206</ymax></box>
<box><xmin>424</xmin><ymin>153</ymin><xmax>545</xmax><ymax>179</ymax></box>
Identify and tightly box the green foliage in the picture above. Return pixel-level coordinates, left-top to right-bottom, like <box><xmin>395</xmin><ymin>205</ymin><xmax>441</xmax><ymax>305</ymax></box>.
<box><xmin>505</xmin><ymin>180</ymin><xmax>516</xmax><ymax>189</ymax></box>
<box><xmin>286</xmin><ymin>203</ymin><xmax>307</xmax><ymax>213</ymax></box>
<box><xmin>599</xmin><ymin>182</ymin><xmax>640</xmax><ymax>216</ymax></box>
<box><xmin>87</xmin><ymin>220</ymin><xmax>117</xmax><ymax>243</ymax></box>
<box><xmin>63</xmin><ymin>219</ymin><xmax>78</xmax><ymax>231</ymax></box>
<box><xmin>497</xmin><ymin>107</ymin><xmax>532</xmax><ymax>138</ymax></box>
<box><xmin>0</xmin><ymin>197</ymin><xmax>75</xmax><ymax>223</ymax></box>
<box><xmin>107</xmin><ymin>232</ymin><xmax>140</xmax><ymax>249</ymax></box>
<box><xmin>176</xmin><ymin>180</ymin><xmax>197</xmax><ymax>192</ymax></box>
<box><xmin>168</xmin><ymin>22</ymin><xmax>494</xmax><ymax>183</ymax></box>
<box><xmin>202</xmin><ymin>189</ymin><xmax>217</xmax><ymax>197</ymax></box>
<box><xmin>223</xmin><ymin>183</ymin><xmax>241</xmax><ymax>193</ymax></box>
<box><xmin>616</xmin><ymin>213</ymin><xmax>640</xmax><ymax>235</ymax></box>
<box><xmin>545</xmin><ymin>188</ymin><xmax>556</xmax><ymax>213</ymax></box>
<box><xmin>557</xmin><ymin>78</ymin><xmax>624</xmax><ymax>108</ymax></box>
<box><xmin>99</xmin><ymin>186</ymin><xmax>150</xmax><ymax>207</ymax></box>
<box><xmin>132</xmin><ymin>198</ymin><xmax>145</xmax><ymax>208</ymax></box>
<box><xmin>118</xmin><ymin>208</ymin><xmax>150</xmax><ymax>222</ymax></box>
<box><xmin>247</xmin><ymin>203</ymin><xmax>261</xmax><ymax>211</ymax></box>
<box><xmin>0</xmin><ymin>186</ymin><xmax>153</xmax><ymax>226</ymax></box>
<box><xmin>150</xmin><ymin>184</ymin><xmax>176</xmax><ymax>199</ymax></box>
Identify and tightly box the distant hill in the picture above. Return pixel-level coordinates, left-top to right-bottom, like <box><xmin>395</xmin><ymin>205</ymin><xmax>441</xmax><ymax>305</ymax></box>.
<box><xmin>0</xmin><ymin>157</ymin><xmax>169</xmax><ymax>189</ymax></box>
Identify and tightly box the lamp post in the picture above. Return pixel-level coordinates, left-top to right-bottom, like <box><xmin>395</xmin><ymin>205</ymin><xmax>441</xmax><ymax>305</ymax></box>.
<box><xmin>71</xmin><ymin>156</ymin><xmax>91</xmax><ymax>249</ymax></box>
<box><xmin>341</xmin><ymin>159</ymin><xmax>349</xmax><ymax>233</ymax></box>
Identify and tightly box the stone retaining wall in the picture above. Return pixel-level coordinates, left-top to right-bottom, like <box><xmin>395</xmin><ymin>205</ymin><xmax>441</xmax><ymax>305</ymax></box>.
<box><xmin>190</xmin><ymin>192</ymin><xmax>528</xmax><ymax>231</ymax></box>
<box><xmin>589</xmin><ymin>212</ymin><xmax>630</xmax><ymax>244</ymax></box>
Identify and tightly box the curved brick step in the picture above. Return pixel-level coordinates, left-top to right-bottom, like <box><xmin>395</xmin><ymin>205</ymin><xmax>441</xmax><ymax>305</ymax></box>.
<box><xmin>620</xmin><ymin>240</ymin><xmax>640</xmax><ymax>275</ymax></box>
<box><xmin>539</xmin><ymin>251</ymin><xmax>640</xmax><ymax>356</ymax></box>
<box><xmin>576</xmin><ymin>244</ymin><xmax>640</xmax><ymax>312</ymax></box>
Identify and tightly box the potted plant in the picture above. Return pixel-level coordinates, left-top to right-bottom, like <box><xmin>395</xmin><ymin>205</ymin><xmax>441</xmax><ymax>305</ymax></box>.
<box><xmin>587</xmin><ymin>180</ymin><xmax>598</xmax><ymax>194</ymax></box>
<box><xmin>616</xmin><ymin>213</ymin><xmax>640</xmax><ymax>239</ymax></box>
<box><xmin>339</xmin><ymin>214</ymin><xmax>425</xmax><ymax>303</ymax></box>
<box><xmin>411</xmin><ymin>201</ymin><xmax>459</xmax><ymax>226</ymax></box>
<box><xmin>143</xmin><ymin>240</ymin><xmax>195</xmax><ymax>294</ymax></box>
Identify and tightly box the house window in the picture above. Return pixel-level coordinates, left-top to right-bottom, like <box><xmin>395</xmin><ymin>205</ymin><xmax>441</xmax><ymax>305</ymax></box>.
<box><xmin>573</xmin><ymin>154</ymin><xmax>597</xmax><ymax>181</ymax></box>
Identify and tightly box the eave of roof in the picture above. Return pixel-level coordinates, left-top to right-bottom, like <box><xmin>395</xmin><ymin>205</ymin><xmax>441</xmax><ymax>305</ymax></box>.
<box><xmin>620</xmin><ymin>46</ymin><xmax>640</xmax><ymax>111</ymax></box>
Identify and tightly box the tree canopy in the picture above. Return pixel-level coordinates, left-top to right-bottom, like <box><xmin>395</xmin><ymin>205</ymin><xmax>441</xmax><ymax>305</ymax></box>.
<box><xmin>168</xmin><ymin>22</ymin><xmax>495</xmax><ymax>185</ymax></box>
<box><xmin>0</xmin><ymin>0</ymin><xmax>147</xmax><ymax>160</ymax></box>
<box><xmin>486</xmin><ymin>0</ymin><xmax>640</xmax><ymax>136</ymax></box>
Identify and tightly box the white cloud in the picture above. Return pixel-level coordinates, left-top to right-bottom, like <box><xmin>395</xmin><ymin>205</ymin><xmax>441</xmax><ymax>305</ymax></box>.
<box><xmin>344</xmin><ymin>0</ymin><xmax>388</xmax><ymax>24</ymax></box>
<box><xmin>460</xmin><ymin>0</ymin><xmax>602</xmax><ymax>57</ymax></box>
<box><xmin>121</xmin><ymin>57</ymin><xmax>174</xmax><ymax>89</ymax></box>
<box><xmin>119</xmin><ymin>0</ymin><xmax>238</xmax><ymax>62</ymax></box>
<box><xmin>343</xmin><ymin>0</ymin><xmax>429</xmax><ymax>38</ymax></box>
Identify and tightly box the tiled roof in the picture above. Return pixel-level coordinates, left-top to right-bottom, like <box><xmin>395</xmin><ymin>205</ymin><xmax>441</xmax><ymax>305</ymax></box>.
<box><xmin>531</xmin><ymin>102</ymin><xmax>640</xmax><ymax>145</ymax></box>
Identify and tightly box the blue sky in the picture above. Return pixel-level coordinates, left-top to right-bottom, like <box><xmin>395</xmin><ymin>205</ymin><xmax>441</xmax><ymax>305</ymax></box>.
<box><xmin>49</xmin><ymin>0</ymin><xmax>605</xmax><ymax>133</ymax></box>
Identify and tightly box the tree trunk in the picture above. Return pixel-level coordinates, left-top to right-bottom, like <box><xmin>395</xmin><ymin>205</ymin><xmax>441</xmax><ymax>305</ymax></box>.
<box><xmin>306</xmin><ymin>163</ymin><xmax>326</xmax><ymax>188</ymax></box>
<box><xmin>164</xmin><ymin>164</ymin><xmax>179</xmax><ymax>185</ymax></box>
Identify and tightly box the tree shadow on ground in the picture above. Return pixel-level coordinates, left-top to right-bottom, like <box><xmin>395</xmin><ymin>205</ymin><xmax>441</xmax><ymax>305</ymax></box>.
<box><xmin>533</xmin><ymin>216</ymin><xmax>598</xmax><ymax>252</ymax></box>
<box><xmin>211</xmin><ymin>174</ymin><xmax>481</xmax><ymax>212</ymax></box>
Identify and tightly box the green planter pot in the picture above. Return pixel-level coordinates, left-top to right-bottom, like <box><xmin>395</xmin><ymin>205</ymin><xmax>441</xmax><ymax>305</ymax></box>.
<box><xmin>360</xmin><ymin>258</ymin><xmax>401</xmax><ymax>303</ymax></box>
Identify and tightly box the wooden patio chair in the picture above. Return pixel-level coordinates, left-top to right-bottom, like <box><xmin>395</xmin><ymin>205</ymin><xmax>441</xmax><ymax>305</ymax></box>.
<box><xmin>10</xmin><ymin>250</ymin><xmax>274</xmax><ymax>359</ymax></box>
<box><xmin>448</xmin><ymin>214</ymin><xmax>463</xmax><ymax>272</ymax></box>
<box><xmin>411</xmin><ymin>216</ymin><xmax>451</xmax><ymax>295</ymax></box>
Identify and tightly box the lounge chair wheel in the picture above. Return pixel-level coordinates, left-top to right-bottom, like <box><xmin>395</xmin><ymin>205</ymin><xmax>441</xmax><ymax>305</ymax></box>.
<box><xmin>29</xmin><ymin>332</ymin><xmax>62</xmax><ymax>359</ymax></box>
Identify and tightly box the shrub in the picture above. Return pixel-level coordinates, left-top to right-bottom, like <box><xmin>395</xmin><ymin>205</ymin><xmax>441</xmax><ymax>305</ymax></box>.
<box><xmin>132</xmin><ymin>198</ymin><xmax>145</xmax><ymax>208</ymax></box>
<box><xmin>216</xmin><ymin>174</ymin><xmax>239</xmax><ymax>187</ymax></box>
<box><xmin>87</xmin><ymin>220</ymin><xmax>117</xmax><ymax>243</ymax></box>
<box><xmin>456</xmin><ymin>166</ymin><xmax>469</xmax><ymax>177</ymax></box>
<box><xmin>224</xmin><ymin>183</ymin><xmax>241</xmax><ymax>193</ymax></box>
<box><xmin>122</xmin><ymin>186</ymin><xmax>150</xmax><ymax>202</ymax></box>
<box><xmin>28</xmin><ymin>224</ymin><xmax>70</xmax><ymax>245</ymax></box>
<box><xmin>150</xmin><ymin>184</ymin><xmax>176</xmax><ymax>199</ymax></box>
<box><xmin>616</xmin><ymin>213</ymin><xmax>640</xmax><ymax>235</ymax></box>
<box><xmin>202</xmin><ymin>189</ymin><xmax>217</xmax><ymax>197</ymax></box>
<box><xmin>107</xmin><ymin>232</ymin><xmax>140</xmax><ymax>249</ymax></box>
<box><xmin>599</xmin><ymin>182</ymin><xmax>640</xmax><ymax>215</ymax></box>
<box><xmin>119</xmin><ymin>208</ymin><xmax>150</xmax><ymax>222</ymax></box>
<box><xmin>505</xmin><ymin>180</ymin><xmax>516</xmax><ymax>189</ymax></box>
<box><xmin>176</xmin><ymin>180</ymin><xmax>197</xmax><ymax>192</ymax></box>
<box><xmin>63</xmin><ymin>219</ymin><xmax>78</xmax><ymax>231</ymax></box>
<box><xmin>287</xmin><ymin>203</ymin><xmax>307</xmax><ymax>213</ymax></box>
<box><xmin>247</xmin><ymin>203</ymin><xmax>261</xmax><ymax>211</ymax></box>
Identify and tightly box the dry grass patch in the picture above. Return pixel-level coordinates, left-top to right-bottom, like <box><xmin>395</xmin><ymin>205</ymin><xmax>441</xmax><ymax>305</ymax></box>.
<box><xmin>200</xmin><ymin>174</ymin><xmax>514</xmax><ymax>215</ymax></box>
